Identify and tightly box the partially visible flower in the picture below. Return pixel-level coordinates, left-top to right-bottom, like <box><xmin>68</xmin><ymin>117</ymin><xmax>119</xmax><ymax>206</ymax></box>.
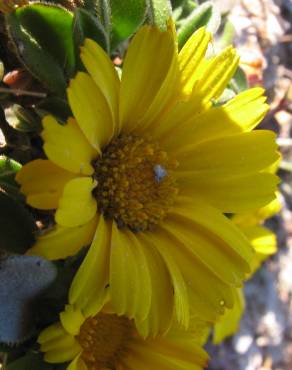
<box><xmin>17</xmin><ymin>23</ymin><xmax>280</xmax><ymax>336</ymax></box>
<box><xmin>39</xmin><ymin>296</ymin><xmax>209</xmax><ymax>370</ymax></box>
<box><xmin>213</xmin><ymin>195</ymin><xmax>281</xmax><ymax>344</ymax></box>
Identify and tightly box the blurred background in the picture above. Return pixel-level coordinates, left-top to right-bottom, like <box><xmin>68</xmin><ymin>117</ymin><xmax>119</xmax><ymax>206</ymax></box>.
<box><xmin>205</xmin><ymin>1</ymin><xmax>292</xmax><ymax>370</ymax></box>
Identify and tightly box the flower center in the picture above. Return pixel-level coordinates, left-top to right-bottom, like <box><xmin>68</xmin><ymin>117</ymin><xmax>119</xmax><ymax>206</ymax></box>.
<box><xmin>93</xmin><ymin>134</ymin><xmax>179</xmax><ymax>232</ymax></box>
<box><xmin>77</xmin><ymin>313</ymin><xmax>133</xmax><ymax>369</ymax></box>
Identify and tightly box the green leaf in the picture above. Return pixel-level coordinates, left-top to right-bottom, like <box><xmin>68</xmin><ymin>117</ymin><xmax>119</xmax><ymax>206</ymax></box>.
<box><xmin>36</xmin><ymin>97</ymin><xmax>72</xmax><ymax>124</ymax></box>
<box><xmin>6</xmin><ymin>3</ymin><xmax>76</xmax><ymax>95</ymax></box>
<box><xmin>0</xmin><ymin>192</ymin><xmax>36</xmax><ymax>253</ymax></box>
<box><xmin>0</xmin><ymin>156</ymin><xmax>22</xmax><ymax>199</ymax></box>
<box><xmin>73</xmin><ymin>7</ymin><xmax>109</xmax><ymax>57</ymax></box>
<box><xmin>148</xmin><ymin>0</ymin><xmax>171</xmax><ymax>30</ymax></box>
<box><xmin>6</xmin><ymin>352</ymin><xmax>61</xmax><ymax>370</ymax></box>
<box><xmin>96</xmin><ymin>0</ymin><xmax>111</xmax><ymax>34</ymax></box>
<box><xmin>230</xmin><ymin>66</ymin><xmax>248</xmax><ymax>93</ymax></box>
<box><xmin>110</xmin><ymin>0</ymin><xmax>148</xmax><ymax>48</ymax></box>
<box><xmin>177</xmin><ymin>1</ymin><xmax>221</xmax><ymax>49</ymax></box>
<box><xmin>15</xmin><ymin>3</ymin><xmax>75</xmax><ymax>76</ymax></box>
<box><xmin>6</xmin><ymin>14</ymin><xmax>67</xmax><ymax>95</ymax></box>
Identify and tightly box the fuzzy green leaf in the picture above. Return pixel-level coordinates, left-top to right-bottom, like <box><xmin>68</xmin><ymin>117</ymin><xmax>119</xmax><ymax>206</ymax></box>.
<box><xmin>148</xmin><ymin>0</ymin><xmax>171</xmax><ymax>30</ymax></box>
<box><xmin>177</xmin><ymin>1</ymin><xmax>221</xmax><ymax>49</ymax></box>
<box><xmin>14</xmin><ymin>3</ymin><xmax>75</xmax><ymax>76</ymax></box>
<box><xmin>0</xmin><ymin>192</ymin><xmax>36</xmax><ymax>253</ymax></box>
<box><xmin>73</xmin><ymin>7</ymin><xmax>109</xmax><ymax>56</ymax></box>
<box><xmin>110</xmin><ymin>0</ymin><xmax>148</xmax><ymax>48</ymax></box>
<box><xmin>6</xmin><ymin>13</ymin><xmax>67</xmax><ymax>95</ymax></box>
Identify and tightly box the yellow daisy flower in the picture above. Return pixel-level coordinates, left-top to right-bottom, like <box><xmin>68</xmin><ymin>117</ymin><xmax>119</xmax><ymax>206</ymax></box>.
<box><xmin>213</xmin><ymin>196</ymin><xmax>281</xmax><ymax>343</ymax></box>
<box><xmin>38</xmin><ymin>297</ymin><xmax>209</xmax><ymax>370</ymax></box>
<box><xmin>17</xmin><ymin>24</ymin><xmax>280</xmax><ymax>335</ymax></box>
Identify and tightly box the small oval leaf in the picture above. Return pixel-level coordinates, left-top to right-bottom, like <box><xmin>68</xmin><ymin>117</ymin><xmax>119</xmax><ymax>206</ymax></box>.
<box><xmin>0</xmin><ymin>192</ymin><xmax>36</xmax><ymax>253</ymax></box>
<box><xmin>177</xmin><ymin>1</ymin><xmax>221</xmax><ymax>49</ymax></box>
<box><xmin>148</xmin><ymin>0</ymin><xmax>171</xmax><ymax>30</ymax></box>
<box><xmin>110</xmin><ymin>0</ymin><xmax>148</xmax><ymax>48</ymax></box>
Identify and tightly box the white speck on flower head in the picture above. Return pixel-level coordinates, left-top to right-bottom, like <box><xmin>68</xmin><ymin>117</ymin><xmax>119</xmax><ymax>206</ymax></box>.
<box><xmin>153</xmin><ymin>165</ymin><xmax>168</xmax><ymax>183</ymax></box>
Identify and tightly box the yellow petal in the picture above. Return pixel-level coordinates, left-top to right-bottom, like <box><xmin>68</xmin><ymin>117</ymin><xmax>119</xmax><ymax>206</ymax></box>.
<box><xmin>109</xmin><ymin>225</ymin><xmax>152</xmax><ymax>322</ymax></box>
<box><xmin>60</xmin><ymin>305</ymin><xmax>85</xmax><ymax>336</ymax></box>
<box><xmin>67</xmin><ymin>356</ymin><xmax>88</xmax><ymax>370</ymax></box>
<box><xmin>69</xmin><ymin>216</ymin><xmax>111</xmax><ymax>317</ymax></box>
<box><xmin>67</xmin><ymin>72</ymin><xmax>114</xmax><ymax>153</ymax></box>
<box><xmin>138</xmin><ymin>232</ymin><xmax>190</xmax><ymax>330</ymax></box>
<box><xmin>39</xmin><ymin>323</ymin><xmax>81</xmax><ymax>364</ymax></box>
<box><xmin>240</xmin><ymin>225</ymin><xmax>277</xmax><ymax>275</ymax></box>
<box><xmin>81</xmin><ymin>39</ymin><xmax>120</xmax><ymax>132</ymax></box>
<box><xmin>42</xmin><ymin>116</ymin><xmax>97</xmax><ymax>175</ymax></box>
<box><xmin>16</xmin><ymin>159</ymin><xmax>75</xmax><ymax>209</ymax></box>
<box><xmin>119</xmin><ymin>24</ymin><xmax>175</xmax><ymax>132</ymax></box>
<box><xmin>172</xmin><ymin>196</ymin><xmax>254</xmax><ymax>265</ymax></box>
<box><xmin>232</xmin><ymin>194</ymin><xmax>281</xmax><ymax>227</ymax></box>
<box><xmin>161</xmin><ymin>215</ymin><xmax>245</xmax><ymax>286</ymax></box>
<box><xmin>38</xmin><ymin>322</ymin><xmax>65</xmax><ymax>344</ymax></box>
<box><xmin>27</xmin><ymin>216</ymin><xmax>98</xmax><ymax>260</ymax></box>
<box><xmin>180</xmin><ymin>173</ymin><xmax>279</xmax><ymax>213</ymax></box>
<box><xmin>161</xmin><ymin>88</ymin><xmax>269</xmax><ymax>151</ymax></box>
<box><xmin>44</xmin><ymin>342</ymin><xmax>81</xmax><ymax>364</ymax></box>
<box><xmin>213</xmin><ymin>288</ymin><xmax>245</xmax><ymax>344</ymax></box>
<box><xmin>179</xmin><ymin>27</ymin><xmax>211</xmax><ymax>95</ymax></box>
<box><xmin>175</xmin><ymin>131</ymin><xmax>279</xmax><ymax>175</ymax></box>
<box><xmin>190</xmin><ymin>46</ymin><xmax>239</xmax><ymax>111</ymax></box>
<box><xmin>134</xmin><ymin>238</ymin><xmax>174</xmax><ymax>337</ymax></box>
<box><xmin>150</xmin><ymin>227</ymin><xmax>234</xmax><ymax>320</ymax></box>
<box><xmin>56</xmin><ymin>177</ymin><xmax>97</xmax><ymax>227</ymax></box>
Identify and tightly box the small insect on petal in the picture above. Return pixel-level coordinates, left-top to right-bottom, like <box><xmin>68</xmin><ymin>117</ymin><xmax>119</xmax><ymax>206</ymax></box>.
<box><xmin>153</xmin><ymin>164</ymin><xmax>168</xmax><ymax>183</ymax></box>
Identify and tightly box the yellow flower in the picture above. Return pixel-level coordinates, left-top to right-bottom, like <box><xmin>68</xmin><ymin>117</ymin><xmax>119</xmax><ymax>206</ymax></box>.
<box><xmin>38</xmin><ymin>297</ymin><xmax>209</xmax><ymax>370</ymax></box>
<box><xmin>17</xmin><ymin>24</ymin><xmax>280</xmax><ymax>335</ymax></box>
<box><xmin>213</xmin><ymin>196</ymin><xmax>281</xmax><ymax>343</ymax></box>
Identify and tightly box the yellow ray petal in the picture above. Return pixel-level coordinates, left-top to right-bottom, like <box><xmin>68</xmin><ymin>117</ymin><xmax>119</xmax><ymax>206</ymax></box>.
<box><xmin>42</xmin><ymin>116</ymin><xmax>97</xmax><ymax>175</ymax></box>
<box><xmin>69</xmin><ymin>216</ymin><xmax>111</xmax><ymax>316</ymax></box>
<box><xmin>134</xmin><ymin>239</ymin><xmax>174</xmax><ymax>337</ymax></box>
<box><xmin>161</xmin><ymin>215</ymin><xmax>246</xmax><ymax>286</ymax></box>
<box><xmin>81</xmin><ymin>39</ymin><xmax>120</xmax><ymax>132</ymax></box>
<box><xmin>38</xmin><ymin>323</ymin><xmax>65</xmax><ymax>344</ymax></box>
<box><xmin>180</xmin><ymin>172</ymin><xmax>279</xmax><ymax>213</ymax></box>
<box><xmin>138</xmin><ymin>232</ymin><xmax>190</xmax><ymax>330</ymax></box>
<box><xmin>27</xmin><ymin>216</ymin><xmax>98</xmax><ymax>260</ymax></box>
<box><xmin>213</xmin><ymin>288</ymin><xmax>245</xmax><ymax>344</ymax></box>
<box><xmin>60</xmin><ymin>305</ymin><xmax>85</xmax><ymax>336</ymax></box>
<box><xmin>56</xmin><ymin>177</ymin><xmax>97</xmax><ymax>227</ymax></box>
<box><xmin>119</xmin><ymin>24</ymin><xmax>175</xmax><ymax>132</ymax></box>
<box><xmin>109</xmin><ymin>225</ymin><xmax>152</xmax><ymax>322</ymax></box>
<box><xmin>16</xmin><ymin>159</ymin><xmax>75</xmax><ymax>210</ymax></box>
<box><xmin>67</xmin><ymin>356</ymin><xmax>88</xmax><ymax>370</ymax></box>
<box><xmin>232</xmin><ymin>194</ymin><xmax>281</xmax><ymax>227</ymax></box>
<box><xmin>39</xmin><ymin>324</ymin><xmax>81</xmax><ymax>363</ymax></box>
<box><xmin>151</xmin><ymin>228</ymin><xmax>234</xmax><ymax>319</ymax></box>
<box><xmin>190</xmin><ymin>46</ymin><xmax>239</xmax><ymax>111</ymax></box>
<box><xmin>175</xmin><ymin>131</ymin><xmax>279</xmax><ymax>174</ymax></box>
<box><xmin>161</xmin><ymin>88</ymin><xmax>269</xmax><ymax>151</ymax></box>
<box><xmin>179</xmin><ymin>27</ymin><xmax>211</xmax><ymax>95</ymax></box>
<box><xmin>67</xmin><ymin>72</ymin><xmax>114</xmax><ymax>153</ymax></box>
<box><xmin>172</xmin><ymin>196</ymin><xmax>254</xmax><ymax>265</ymax></box>
<box><xmin>44</xmin><ymin>340</ymin><xmax>81</xmax><ymax>364</ymax></box>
